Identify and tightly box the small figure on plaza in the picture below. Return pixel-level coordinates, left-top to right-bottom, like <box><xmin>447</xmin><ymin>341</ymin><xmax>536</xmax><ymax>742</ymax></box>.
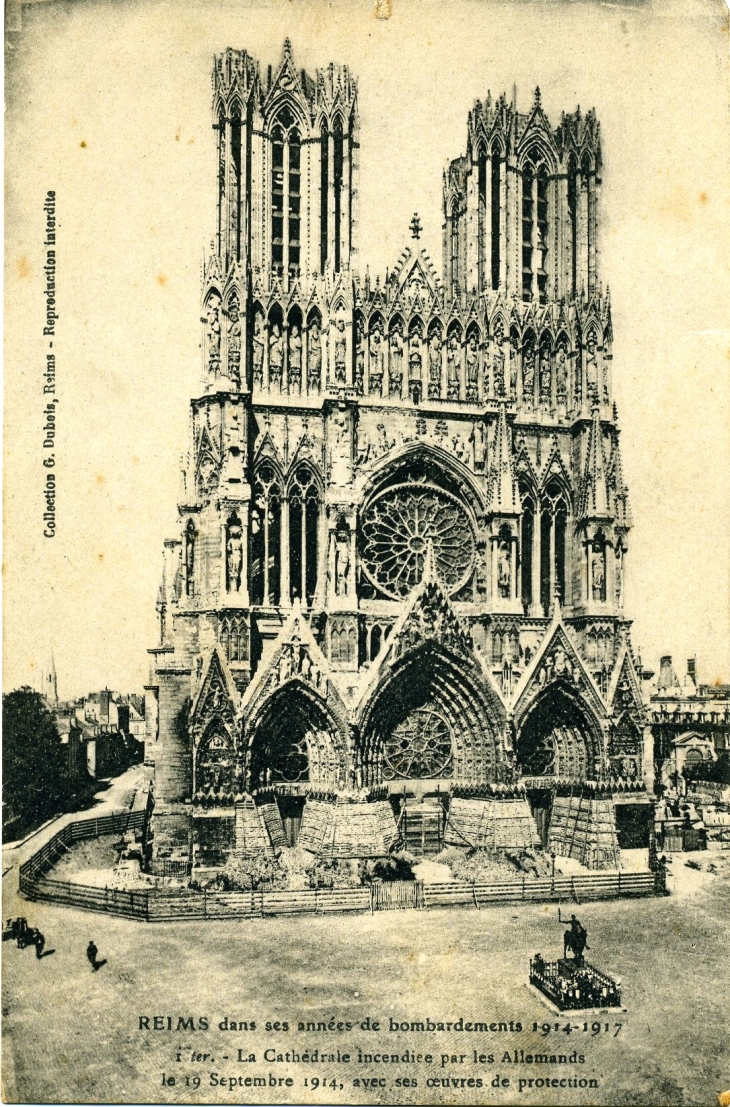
<box><xmin>87</xmin><ymin>939</ymin><xmax>106</xmax><ymax>972</ymax></box>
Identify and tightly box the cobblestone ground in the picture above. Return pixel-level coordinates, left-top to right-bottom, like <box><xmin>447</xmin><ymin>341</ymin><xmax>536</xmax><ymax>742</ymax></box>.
<box><xmin>2</xmin><ymin>851</ymin><xmax>729</xmax><ymax>1106</ymax></box>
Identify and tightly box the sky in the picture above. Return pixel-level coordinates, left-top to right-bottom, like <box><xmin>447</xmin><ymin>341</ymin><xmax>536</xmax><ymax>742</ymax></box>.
<box><xmin>3</xmin><ymin>0</ymin><xmax>730</xmax><ymax>699</ymax></box>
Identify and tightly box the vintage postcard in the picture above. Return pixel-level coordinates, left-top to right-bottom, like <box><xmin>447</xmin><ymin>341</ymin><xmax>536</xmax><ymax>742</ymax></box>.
<box><xmin>3</xmin><ymin>0</ymin><xmax>729</xmax><ymax>1104</ymax></box>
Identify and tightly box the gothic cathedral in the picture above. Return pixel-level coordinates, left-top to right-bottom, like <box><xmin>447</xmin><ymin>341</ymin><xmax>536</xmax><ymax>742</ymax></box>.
<box><xmin>145</xmin><ymin>41</ymin><xmax>651</xmax><ymax>873</ymax></box>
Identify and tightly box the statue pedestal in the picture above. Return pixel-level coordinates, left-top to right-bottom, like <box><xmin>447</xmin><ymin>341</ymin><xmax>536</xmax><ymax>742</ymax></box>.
<box><xmin>529</xmin><ymin>956</ymin><xmax>623</xmax><ymax>1012</ymax></box>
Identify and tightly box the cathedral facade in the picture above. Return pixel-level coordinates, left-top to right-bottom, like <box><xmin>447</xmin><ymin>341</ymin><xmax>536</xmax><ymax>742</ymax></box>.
<box><xmin>145</xmin><ymin>41</ymin><xmax>651</xmax><ymax>874</ymax></box>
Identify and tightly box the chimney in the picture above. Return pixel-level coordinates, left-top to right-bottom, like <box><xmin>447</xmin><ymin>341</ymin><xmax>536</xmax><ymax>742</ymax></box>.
<box><xmin>657</xmin><ymin>655</ymin><xmax>677</xmax><ymax>691</ymax></box>
<box><xmin>687</xmin><ymin>658</ymin><xmax>696</xmax><ymax>682</ymax></box>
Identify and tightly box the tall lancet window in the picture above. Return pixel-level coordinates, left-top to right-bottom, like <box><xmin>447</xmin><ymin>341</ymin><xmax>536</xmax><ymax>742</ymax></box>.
<box><xmin>568</xmin><ymin>156</ymin><xmax>578</xmax><ymax>298</ymax></box>
<box><xmin>491</xmin><ymin>149</ymin><xmax>501</xmax><ymax>290</ymax></box>
<box><xmin>522</xmin><ymin>155</ymin><xmax>550</xmax><ymax>303</ymax></box>
<box><xmin>289</xmin><ymin>465</ymin><xmax>320</xmax><ymax>606</ymax></box>
<box><xmin>251</xmin><ymin>463</ymin><xmax>281</xmax><ymax>606</ymax></box>
<box><xmin>521</xmin><ymin>162</ymin><xmax>534</xmax><ymax>301</ymax></box>
<box><xmin>288</xmin><ymin>129</ymin><xmax>301</xmax><ymax>277</ymax></box>
<box><xmin>320</xmin><ymin>122</ymin><xmax>329</xmax><ymax>272</ymax></box>
<box><xmin>230</xmin><ymin>111</ymin><xmax>242</xmax><ymax>262</ymax></box>
<box><xmin>269</xmin><ymin>108</ymin><xmax>300</xmax><ymax>278</ymax></box>
<box><xmin>519</xmin><ymin>481</ymin><xmax>536</xmax><ymax>609</ymax></box>
<box><xmin>539</xmin><ymin>479</ymin><xmax>569</xmax><ymax>614</ymax></box>
<box><xmin>477</xmin><ymin>146</ymin><xmax>487</xmax><ymax>291</ymax></box>
<box><xmin>271</xmin><ymin>124</ymin><xmax>285</xmax><ymax>272</ymax></box>
<box><xmin>333</xmin><ymin>117</ymin><xmax>344</xmax><ymax>272</ymax></box>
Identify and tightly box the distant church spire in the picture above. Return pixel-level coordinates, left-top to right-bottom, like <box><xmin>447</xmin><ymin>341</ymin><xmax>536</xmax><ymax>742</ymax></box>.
<box><xmin>42</xmin><ymin>649</ymin><xmax>58</xmax><ymax>705</ymax></box>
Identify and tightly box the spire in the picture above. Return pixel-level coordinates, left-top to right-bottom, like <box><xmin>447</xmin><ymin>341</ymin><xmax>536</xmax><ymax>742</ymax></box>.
<box><xmin>580</xmin><ymin>404</ymin><xmax>609</xmax><ymax>518</ymax></box>
<box><xmin>487</xmin><ymin>402</ymin><xmax>521</xmax><ymax>515</ymax></box>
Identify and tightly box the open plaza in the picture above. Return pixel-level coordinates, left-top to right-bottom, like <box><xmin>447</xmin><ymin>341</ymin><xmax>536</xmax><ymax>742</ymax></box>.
<box><xmin>2</xmin><ymin>777</ymin><xmax>729</xmax><ymax>1107</ymax></box>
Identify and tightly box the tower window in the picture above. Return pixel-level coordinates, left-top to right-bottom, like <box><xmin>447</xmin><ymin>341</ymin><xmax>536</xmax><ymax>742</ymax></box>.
<box><xmin>522</xmin><ymin>163</ymin><xmax>534</xmax><ymax>301</ymax></box>
<box><xmin>271</xmin><ymin>125</ymin><xmax>284</xmax><ymax>271</ymax></box>
<box><xmin>477</xmin><ymin>148</ymin><xmax>487</xmax><ymax>292</ymax></box>
<box><xmin>491</xmin><ymin>151</ymin><xmax>501</xmax><ymax>290</ymax></box>
<box><xmin>568</xmin><ymin>159</ymin><xmax>578</xmax><ymax>297</ymax></box>
<box><xmin>251</xmin><ymin>463</ymin><xmax>281</xmax><ymax>606</ymax></box>
<box><xmin>320</xmin><ymin>123</ymin><xmax>328</xmax><ymax>272</ymax></box>
<box><xmin>333</xmin><ymin>118</ymin><xmax>344</xmax><ymax>272</ymax></box>
<box><xmin>289</xmin><ymin>466</ymin><xmax>320</xmax><ymax>606</ymax></box>
<box><xmin>288</xmin><ymin>129</ymin><xmax>301</xmax><ymax>277</ymax></box>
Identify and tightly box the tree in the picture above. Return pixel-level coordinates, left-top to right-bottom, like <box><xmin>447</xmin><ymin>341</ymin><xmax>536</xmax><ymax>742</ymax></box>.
<box><xmin>2</xmin><ymin>688</ymin><xmax>68</xmax><ymax>839</ymax></box>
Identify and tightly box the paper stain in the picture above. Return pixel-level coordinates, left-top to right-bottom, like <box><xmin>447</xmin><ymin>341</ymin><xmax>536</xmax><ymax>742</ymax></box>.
<box><xmin>717</xmin><ymin>1092</ymin><xmax>730</xmax><ymax>1107</ymax></box>
<box><xmin>80</xmin><ymin>140</ymin><xmax>87</xmax><ymax>148</ymax></box>
<box><xmin>374</xmin><ymin>0</ymin><xmax>391</xmax><ymax>18</ymax></box>
<box><xmin>15</xmin><ymin>256</ymin><xmax>31</xmax><ymax>280</ymax></box>
<box><xmin>156</xmin><ymin>273</ymin><xmax>168</xmax><ymax>287</ymax></box>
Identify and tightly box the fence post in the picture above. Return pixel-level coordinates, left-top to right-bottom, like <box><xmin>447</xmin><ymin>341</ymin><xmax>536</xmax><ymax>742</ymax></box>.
<box><xmin>369</xmin><ymin>884</ymin><xmax>375</xmax><ymax>914</ymax></box>
<box><xmin>522</xmin><ymin>877</ymin><xmax>526</xmax><ymax>901</ymax></box>
<box><xmin>472</xmin><ymin>883</ymin><xmax>479</xmax><ymax>909</ymax></box>
<box><xmin>617</xmin><ymin>870</ymin><xmax>622</xmax><ymax>898</ymax></box>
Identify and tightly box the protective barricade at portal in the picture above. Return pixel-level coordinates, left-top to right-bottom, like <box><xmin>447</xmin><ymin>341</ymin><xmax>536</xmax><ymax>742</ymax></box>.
<box><xmin>17</xmin><ymin>813</ymin><xmax>664</xmax><ymax>921</ymax></box>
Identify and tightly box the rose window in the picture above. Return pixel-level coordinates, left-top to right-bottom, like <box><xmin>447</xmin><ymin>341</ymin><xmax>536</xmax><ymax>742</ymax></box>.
<box><xmin>382</xmin><ymin>706</ymin><xmax>453</xmax><ymax>779</ymax></box>
<box><xmin>360</xmin><ymin>483</ymin><xmax>475</xmax><ymax>599</ymax></box>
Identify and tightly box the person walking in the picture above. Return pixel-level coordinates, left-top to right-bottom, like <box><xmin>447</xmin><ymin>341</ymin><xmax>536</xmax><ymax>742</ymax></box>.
<box><xmin>86</xmin><ymin>940</ymin><xmax>106</xmax><ymax>971</ymax></box>
<box><xmin>34</xmin><ymin>930</ymin><xmax>45</xmax><ymax>959</ymax></box>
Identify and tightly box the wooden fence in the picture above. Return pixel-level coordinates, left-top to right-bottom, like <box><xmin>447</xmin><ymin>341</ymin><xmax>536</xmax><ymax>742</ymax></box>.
<box><xmin>17</xmin><ymin>812</ymin><xmax>662</xmax><ymax>922</ymax></box>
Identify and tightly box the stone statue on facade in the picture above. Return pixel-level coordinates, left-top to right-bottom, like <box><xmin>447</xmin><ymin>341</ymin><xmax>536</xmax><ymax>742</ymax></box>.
<box><xmin>472</xmin><ymin>419</ymin><xmax>486</xmax><ymax>470</ymax></box>
<box><xmin>586</xmin><ymin>334</ymin><xmax>598</xmax><ymax>401</ymax></box>
<box><xmin>288</xmin><ymin>324</ymin><xmax>302</xmax><ymax>389</ymax></box>
<box><xmin>355</xmin><ymin>329</ymin><xmax>365</xmax><ymax>395</ymax></box>
<box><xmin>252</xmin><ymin>311</ymin><xmax>265</xmax><ymax>386</ymax></box>
<box><xmin>556</xmin><ymin>343</ymin><xmax>568</xmax><ymax>404</ymax></box>
<box><xmin>334</xmin><ymin>320</ymin><xmax>347</xmax><ymax>384</ymax></box>
<box><xmin>428</xmin><ymin>333</ymin><xmax>442</xmax><ymax>399</ymax></box>
<box><xmin>591</xmin><ymin>544</ymin><xmax>605</xmax><ymax>601</ymax></box>
<box><xmin>269</xmin><ymin>323</ymin><xmax>284</xmax><ymax>387</ymax></box>
<box><xmin>307</xmin><ymin>318</ymin><xmax>322</xmax><ymax>390</ymax></box>
<box><xmin>466</xmin><ymin>333</ymin><xmax>479</xmax><ymax>401</ymax></box>
<box><xmin>389</xmin><ymin>324</ymin><xmax>404</xmax><ymax>397</ymax></box>
<box><xmin>493</xmin><ymin>327</ymin><xmax>505</xmax><ymax>396</ymax></box>
<box><xmin>227</xmin><ymin>299</ymin><xmax>241</xmax><ymax>387</ymax></box>
<box><xmin>226</xmin><ymin>525</ymin><xmax>244</xmax><ymax>592</ymax></box>
<box><xmin>498</xmin><ymin>540</ymin><xmax>511</xmax><ymax>598</ymax></box>
<box><xmin>205</xmin><ymin>296</ymin><xmax>221</xmax><ymax>377</ymax></box>
<box><xmin>539</xmin><ymin>345</ymin><xmax>552</xmax><ymax>405</ymax></box>
<box><xmin>369</xmin><ymin>325</ymin><xmax>384</xmax><ymax>395</ymax></box>
<box><xmin>334</xmin><ymin>527</ymin><xmax>351</xmax><ymax>596</ymax></box>
<box><xmin>446</xmin><ymin>332</ymin><xmax>460</xmax><ymax>400</ymax></box>
<box><xmin>523</xmin><ymin>341</ymin><xmax>536</xmax><ymax>404</ymax></box>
